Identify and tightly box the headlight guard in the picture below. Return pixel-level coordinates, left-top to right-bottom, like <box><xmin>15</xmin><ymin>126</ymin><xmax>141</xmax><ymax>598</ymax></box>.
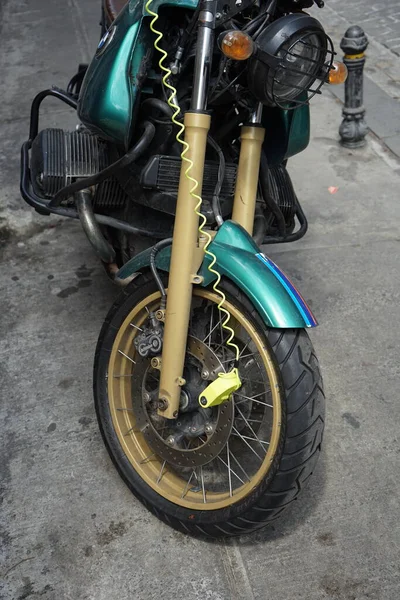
<box><xmin>248</xmin><ymin>13</ymin><xmax>334</xmax><ymax>109</ymax></box>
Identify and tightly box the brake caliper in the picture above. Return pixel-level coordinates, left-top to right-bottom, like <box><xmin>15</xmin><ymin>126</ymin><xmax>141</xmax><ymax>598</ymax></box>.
<box><xmin>134</xmin><ymin>312</ymin><xmax>163</xmax><ymax>358</ymax></box>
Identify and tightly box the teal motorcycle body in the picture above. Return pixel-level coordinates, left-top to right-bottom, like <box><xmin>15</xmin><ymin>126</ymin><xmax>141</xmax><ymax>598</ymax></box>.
<box><xmin>77</xmin><ymin>0</ymin><xmax>315</xmax><ymax>330</ymax></box>
<box><xmin>22</xmin><ymin>0</ymin><xmax>317</xmax><ymax>332</ymax></box>
<box><xmin>78</xmin><ymin>0</ymin><xmax>310</xmax><ymax>162</ymax></box>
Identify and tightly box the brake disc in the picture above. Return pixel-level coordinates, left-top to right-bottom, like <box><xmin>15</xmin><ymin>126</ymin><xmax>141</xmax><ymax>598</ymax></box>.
<box><xmin>132</xmin><ymin>336</ymin><xmax>235</xmax><ymax>468</ymax></box>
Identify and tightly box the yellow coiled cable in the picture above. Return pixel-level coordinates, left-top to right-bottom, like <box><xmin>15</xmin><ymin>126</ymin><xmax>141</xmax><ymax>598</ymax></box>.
<box><xmin>145</xmin><ymin>0</ymin><xmax>240</xmax><ymax>363</ymax></box>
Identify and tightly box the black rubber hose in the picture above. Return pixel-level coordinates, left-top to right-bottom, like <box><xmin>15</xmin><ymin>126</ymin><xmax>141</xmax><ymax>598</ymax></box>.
<box><xmin>244</xmin><ymin>0</ymin><xmax>276</xmax><ymax>35</ymax></box>
<box><xmin>150</xmin><ymin>238</ymin><xmax>173</xmax><ymax>308</ymax></box>
<box><xmin>141</xmin><ymin>98</ymin><xmax>174</xmax><ymax>125</ymax></box>
<box><xmin>141</xmin><ymin>98</ymin><xmax>173</xmax><ymax>118</ymax></box>
<box><xmin>263</xmin><ymin>197</ymin><xmax>308</xmax><ymax>244</ymax></box>
<box><xmin>259</xmin><ymin>152</ymin><xmax>287</xmax><ymax>237</ymax></box>
<box><xmin>49</xmin><ymin>121</ymin><xmax>156</xmax><ymax>207</ymax></box>
<box><xmin>253</xmin><ymin>205</ymin><xmax>267</xmax><ymax>245</ymax></box>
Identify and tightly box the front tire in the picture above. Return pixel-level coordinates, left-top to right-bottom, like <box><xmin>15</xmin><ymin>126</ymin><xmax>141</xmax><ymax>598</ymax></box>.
<box><xmin>94</xmin><ymin>273</ymin><xmax>325</xmax><ymax>537</ymax></box>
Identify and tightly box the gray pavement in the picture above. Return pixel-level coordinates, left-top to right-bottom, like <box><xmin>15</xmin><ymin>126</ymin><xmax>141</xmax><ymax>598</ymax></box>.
<box><xmin>1</xmin><ymin>1</ymin><xmax>400</xmax><ymax>600</ymax></box>
<box><xmin>325</xmin><ymin>0</ymin><xmax>400</xmax><ymax>57</ymax></box>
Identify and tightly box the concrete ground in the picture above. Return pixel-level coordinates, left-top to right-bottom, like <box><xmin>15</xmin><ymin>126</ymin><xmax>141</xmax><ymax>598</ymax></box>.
<box><xmin>1</xmin><ymin>1</ymin><xmax>400</xmax><ymax>599</ymax></box>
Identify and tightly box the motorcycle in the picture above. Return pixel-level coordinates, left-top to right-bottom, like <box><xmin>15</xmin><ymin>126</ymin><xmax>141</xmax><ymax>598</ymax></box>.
<box><xmin>20</xmin><ymin>0</ymin><xmax>347</xmax><ymax>537</ymax></box>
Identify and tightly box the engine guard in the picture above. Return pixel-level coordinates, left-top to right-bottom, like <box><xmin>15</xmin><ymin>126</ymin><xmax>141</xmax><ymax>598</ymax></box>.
<box><xmin>116</xmin><ymin>220</ymin><xmax>317</xmax><ymax>329</ymax></box>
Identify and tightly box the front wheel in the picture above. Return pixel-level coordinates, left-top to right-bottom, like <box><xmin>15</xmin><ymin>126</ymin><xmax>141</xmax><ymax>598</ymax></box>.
<box><xmin>94</xmin><ymin>273</ymin><xmax>325</xmax><ymax>537</ymax></box>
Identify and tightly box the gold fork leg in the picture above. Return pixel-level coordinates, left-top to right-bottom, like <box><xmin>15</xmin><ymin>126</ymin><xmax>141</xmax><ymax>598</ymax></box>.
<box><xmin>232</xmin><ymin>125</ymin><xmax>265</xmax><ymax>234</ymax></box>
<box><xmin>158</xmin><ymin>112</ymin><xmax>211</xmax><ymax>419</ymax></box>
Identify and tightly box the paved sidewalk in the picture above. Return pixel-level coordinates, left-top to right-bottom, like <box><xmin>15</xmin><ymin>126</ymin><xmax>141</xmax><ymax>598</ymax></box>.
<box><xmin>309</xmin><ymin>3</ymin><xmax>400</xmax><ymax>158</ymax></box>
<box><xmin>324</xmin><ymin>0</ymin><xmax>400</xmax><ymax>57</ymax></box>
<box><xmin>1</xmin><ymin>2</ymin><xmax>400</xmax><ymax>600</ymax></box>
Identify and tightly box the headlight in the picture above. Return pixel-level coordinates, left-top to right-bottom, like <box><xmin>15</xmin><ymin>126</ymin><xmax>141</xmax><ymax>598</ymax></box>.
<box><xmin>248</xmin><ymin>13</ymin><xmax>333</xmax><ymax>108</ymax></box>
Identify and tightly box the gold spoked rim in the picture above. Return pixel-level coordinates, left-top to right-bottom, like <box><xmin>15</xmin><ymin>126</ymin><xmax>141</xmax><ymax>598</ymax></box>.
<box><xmin>107</xmin><ymin>288</ymin><xmax>282</xmax><ymax>511</ymax></box>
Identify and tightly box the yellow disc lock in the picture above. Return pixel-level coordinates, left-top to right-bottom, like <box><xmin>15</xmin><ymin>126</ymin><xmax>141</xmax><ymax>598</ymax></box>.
<box><xmin>199</xmin><ymin>368</ymin><xmax>242</xmax><ymax>408</ymax></box>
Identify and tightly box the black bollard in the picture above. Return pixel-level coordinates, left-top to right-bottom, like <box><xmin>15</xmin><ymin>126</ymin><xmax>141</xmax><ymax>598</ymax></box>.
<box><xmin>339</xmin><ymin>26</ymin><xmax>369</xmax><ymax>148</ymax></box>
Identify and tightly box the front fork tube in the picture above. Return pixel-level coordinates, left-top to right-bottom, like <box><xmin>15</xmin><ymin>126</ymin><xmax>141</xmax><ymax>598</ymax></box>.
<box><xmin>159</xmin><ymin>115</ymin><xmax>265</xmax><ymax>418</ymax></box>
<box><xmin>157</xmin><ymin>2</ymin><xmax>214</xmax><ymax>419</ymax></box>
<box><xmin>232</xmin><ymin>124</ymin><xmax>265</xmax><ymax>235</ymax></box>
<box><xmin>158</xmin><ymin>112</ymin><xmax>211</xmax><ymax>419</ymax></box>
<box><xmin>158</xmin><ymin>9</ymin><xmax>264</xmax><ymax>419</ymax></box>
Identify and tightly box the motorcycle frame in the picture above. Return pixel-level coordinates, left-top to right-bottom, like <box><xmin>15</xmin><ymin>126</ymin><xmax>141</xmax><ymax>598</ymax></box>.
<box><xmin>19</xmin><ymin>0</ymin><xmax>318</xmax><ymax>425</ymax></box>
<box><xmin>158</xmin><ymin>0</ymin><xmax>265</xmax><ymax>419</ymax></box>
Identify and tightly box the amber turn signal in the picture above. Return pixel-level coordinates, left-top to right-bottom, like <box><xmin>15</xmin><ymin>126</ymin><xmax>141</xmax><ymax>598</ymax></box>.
<box><xmin>328</xmin><ymin>61</ymin><xmax>348</xmax><ymax>85</ymax></box>
<box><xmin>219</xmin><ymin>31</ymin><xmax>254</xmax><ymax>61</ymax></box>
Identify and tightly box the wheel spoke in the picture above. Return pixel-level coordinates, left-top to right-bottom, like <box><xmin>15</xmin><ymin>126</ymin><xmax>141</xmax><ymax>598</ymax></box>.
<box><xmin>118</xmin><ymin>350</ymin><xmax>136</xmax><ymax>364</ymax></box>
<box><xmin>239</xmin><ymin>354</ymin><xmax>256</xmax><ymax>362</ymax></box>
<box><xmin>220</xmin><ymin>358</ymin><xmax>236</xmax><ymax>366</ymax></box>
<box><xmin>203</xmin><ymin>314</ymin><xmax>223</xmax><ymax>344</ymax></box>
<box><xmin>217</xmin><ymin>454</ymin><xmax>244</xmax><ymax>486</ymax></box>
<box><xmin>220</xmin><ymin>313</ymin><xmax>226</xmax><ymax>343</ymax></box>
<box><xmin>156</xmin><ymin>460</ymin><xmax>167</xmax><ymax>484</ymax></box>
<box><xmin>241</xmin><ymin>390</ymin><xmax>269</xmax><ymax>400</ymax></box>
<box><xmin>228</xmin><ymin>449</ymin><xmax>251</xmax><ymax>482</ymax></box>
<box><xmin>239</xmin><ymin>377</ymin><xmax>267</xmax><ymax>386</ymax></box>
<box><xmin>235</xmin><ymin>405</ymin><xmax>269</xmax><ymax>451</ymax></box>
<box><xmin>227</xmin><ymin>442</ymin><xmax>233</xmax><ymax>495</ymax></box>
<box><xmin>200</xmin><ymin>466</ymin><xmax>207</xmax><ymax>503</ymax></box>
<box><xmin>220</xmin><ymin>352</ymin><xmax>257</xmax><ymax>365</ymax></box>
<box><xmin>117</xmin><ymin>407</ymin><xmax>134</xmax><ymax>413</ymax></box>
<box><xmin>124</xmin><ymin>426</ymin><xmax>139</xmax><ymax>436</ymax></box>
<box><xmin>235</xmin><ymin>393</ymin><xmax>273</xmax><ymax>409</ymax></box>
<box><xmin>140</xmin><ymin>452</ymin><xmax>156</xmax><ymax>464</ymax></box>
<box><xmin>208</xmin><ymin>304</ymin><xmax>214</xmax><ymax>344</ymax></box>
<box><xmin>232</xmin><ymin>432</ymin><xmax>270</xmax><ymax>447</ymax></box>
<box><xmin>238</xmin><ymin>341</ymin><xmax>250</xmax><ymax>358</ymax></box>
<box><xmin>232</xmin><ymin>426</ymin><xmax>263</xmax><ymax>460</ymax></box>
<box><xmin>113</xmin><ymin>374</ymin><xmax>135</xmax><ymax>378</ymax></box>
<box><xmin>130</xmin><ymin>323</ymin><xmax>143</xmax><ymax>331</ymax></box>
<box><xmin>209</xmin><ymin>319</ymin><xmax>230</xmax><ymax>359</ymax></box>
<box><xmin>181</xmin><ymin>470</ymin><xmax>196</xmax><ymax>499</ymax></box>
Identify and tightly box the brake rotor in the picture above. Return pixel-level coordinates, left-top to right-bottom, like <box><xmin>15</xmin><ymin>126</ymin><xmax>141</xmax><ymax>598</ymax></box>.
<box><xmin>132</xmin><ymin>336</ymin><xmax>235</xmax><ymax>468</ymax></box>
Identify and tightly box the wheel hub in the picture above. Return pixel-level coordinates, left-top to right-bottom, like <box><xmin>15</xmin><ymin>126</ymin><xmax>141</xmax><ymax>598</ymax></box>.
<box><xmin>134</xmin><ymin>336</ymin><xmax>235</xmax><ymax>468</ymax></box>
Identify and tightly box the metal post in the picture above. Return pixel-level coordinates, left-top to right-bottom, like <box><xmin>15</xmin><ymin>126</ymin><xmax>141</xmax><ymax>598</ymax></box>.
<box><xmin>339</xmin><ymin>26</ymin><xmax>369</xmax><ymax>148</ymax></box>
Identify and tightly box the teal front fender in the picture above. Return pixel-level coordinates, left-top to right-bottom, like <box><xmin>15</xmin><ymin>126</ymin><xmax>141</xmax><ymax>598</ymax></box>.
<box><xmin>199</xmin><ymin>222</ymin><xmax>317</xmax><ymax>329</ymax></box>
<box><xmin>116</xmin><ymin>221</ymin><xmax>317</xmax><ymax>329</ymax></box>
